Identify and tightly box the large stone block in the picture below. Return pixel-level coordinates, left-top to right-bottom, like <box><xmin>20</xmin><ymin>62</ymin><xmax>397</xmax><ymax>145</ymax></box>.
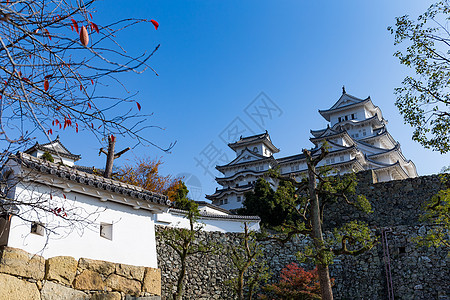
<box><xmin>105</xmin><ymin>273</ymin><xmax>141</xmax><ymax>295</ymax></box>
<box><xmin>0</xmin><ymin>246</ymin><xmax>45</xmax><ymax>279</ymax></box>
<box><xmin>78</xmin><ymin>257</ymin><xmax>115</xmax><ymax>276</ymax></box>
<box><xmin>45</xmin><ymin>256</ymin><xmax>78</xmax><ymax>286</ymax></box>
<box><xmin>0</xmin><ymin>273</ymin><xmax>40</xmax><ymax>300</ymax></box>
<box><xmin>142</xmin><ymin>267</ymin><xmax>161</xmax><ymax>296</ymax></box>
<box><xmin>41</xmin><ymin>280</ymin><xmax>88</xmax><ymax>300</ymax></box>
<box><xmin>73</xmin><ymin>269</ymin><xmax>106</xmax><ymax>291</ymax></box>
<box><xmin>91</xmin><ymin>292</ymin><xmax>122</xmax><ymax>300</ymax></box>
<box><xmin>116</xmin><ymin>263</ymin><xmax>145</xmax><ymax>281</ymax></box>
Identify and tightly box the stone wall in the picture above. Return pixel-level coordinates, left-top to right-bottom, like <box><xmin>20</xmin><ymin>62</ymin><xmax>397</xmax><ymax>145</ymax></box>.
<box><xmin>0</xmin><ymin>246</ymin><xmax>161</xmax><ymax>300</ymax></box>
<box><xmin>156</xmin><ymin>172</ymin><xmax>450</xmax><ymax>299</ymax></box>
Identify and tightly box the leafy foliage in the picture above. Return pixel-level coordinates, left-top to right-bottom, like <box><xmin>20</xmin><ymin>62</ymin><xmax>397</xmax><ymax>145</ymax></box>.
<box><xmin>388</xmin><ymin>1</ymin><xmax>450</xmax><ymax>153</ymax></box>
<box><xmin>416</xmin><ymin>173</ymin><xmax>450</xmax><ymax>251</ymax></box>
<box><xmin>260</xmin><ymin>263</ymin><xmax>322</xmax><ymax>300</ymax></box>
<box><xmin>114</xmin><ymin>157</ymin><xmax>185</xmax><ymax>201</ymax></box>
<box><xmin>227</xmin><ymin>223</ymin><xmax>269</xmax><ymax>300</ymax></box>
<box><xmin>239</xmin><ymin>178</ymin><xmax>297</xmax><ymax>228</ymax></box>
<box><xmin>41</xmin><ymin>151</ymin><xmax>54</xmax><ymax>163</ymax></box>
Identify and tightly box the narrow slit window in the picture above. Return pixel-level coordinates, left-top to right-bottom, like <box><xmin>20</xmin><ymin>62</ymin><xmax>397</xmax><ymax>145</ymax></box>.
<box><xmin>100</xmin><ymin>223</ymin><xmax>113</xmax><ymax>240</ymax></box>
<box><xmin>31</xmin><ymin>222</ymin><xmax>45</xmax><ymax>236</ymax></box>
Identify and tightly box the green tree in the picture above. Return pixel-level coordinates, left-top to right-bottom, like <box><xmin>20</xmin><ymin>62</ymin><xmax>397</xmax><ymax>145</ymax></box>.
<box><xmin>389</xmin><ymin>0</ymin><xmax>450</xmax><ymax>255</ymax></box>
<box><xmin>239</xmin><ymin>178</ymin><xmax>296</xmax><ymax>228</ymax></box>
<box><xmin>227</xmin><ymin>222</ymin><xmax>269</xmax><ymax>300</ymax></box>
<box><xmin>388</xmin><ymin>1</ymin><xmax>450</xmax><ymax>153</ymax></box>
<box><xmin>156</xmin><ymin>192</ymin><xmax>218</xmax><ymax>300</ymax></box>
<box><xmin>416</xmin><ymin>173</ymin><xmax>450</xmax><ymax>252</ymax></box>
<box><xmin>240</xmin><ymin>147</ymin><xmax>377</xmax><ymax>300</ymax></box>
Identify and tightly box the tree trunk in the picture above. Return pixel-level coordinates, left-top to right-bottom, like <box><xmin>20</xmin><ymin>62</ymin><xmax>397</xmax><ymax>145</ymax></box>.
<box><xmin>237</xmin><ymin>269</ymin><xmax>244</xmax><ymax>300</ymax></box>
<box><xmin>174</xmin><ymin>253</ymin><xmax>187</xmax><ymax>300</ymax></box>
<box><xmin>307</xmin><ymin>159</ymin><xmax>334</xmax><ymax>300</ymax></box>
<box><xmin>104</xmin><ymin>135</ymin><xmax>115</xmax><ymax>178</ymax></box>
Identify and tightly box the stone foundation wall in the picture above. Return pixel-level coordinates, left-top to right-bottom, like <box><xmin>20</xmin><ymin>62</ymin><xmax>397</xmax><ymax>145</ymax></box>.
<box><xmin>156</xmin><ymin>173</ymin><xmax>450</xmax><ymax>299</ymax></box>
<box><xmin>156</xmin><ymin>225</ymin><xmax>449</xmax><ymax>300</ymax></box>
<box><xmin>0</xmin><ymin>246</ymin><xmax>161</xmax><ymax>300</ymax></box>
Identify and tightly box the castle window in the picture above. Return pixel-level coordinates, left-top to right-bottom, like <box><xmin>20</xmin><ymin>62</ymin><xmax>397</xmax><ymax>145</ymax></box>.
<box><xmin>340</xmin><ymin>156</ymin><xmax>344</xmax><ymax>162</ymax></box>
<box><xmin>220</xmin><ymin>200</ymin><xmax>224</xmax><ymax>205</ymax></box>
<box><xmin>326</xmin><ymin>159</ymin><xmax>330</xmax><ymax>164</ymax></box>
<box><xmin>351</xmin><ymin>113</ymin><xmax>355</xmax><ymax>119</ymax></box>
<box><xmin>330</xmin><ymin>157</ymin><xmax>335</xmax><ymax>163</ymax></box>
<box><xmin>100</xmin><ymin>223</ymin><xmax>113</xmax><ymax>240</ymax></box>
<box><xmin>237</xmin><ymin>196</ymin><xmax>241</xmax><ymax>202</ymax></box>
<box><xmin>355</xmin><ymin>133</ymin><xmax>359</xmax><ymax>138</ymax></box>
<box><xmin>31</xmin><ymin>222</ymin><xmax>44</xmax><ymax>236</ymax></box>
<box><xmin>345</xmin><ymin>115</ymin><xmax>348</xmax><ymax>121</ymax></box>
<box><xmin>295</xmin><ymin>165</ymin><xmax>299</xmax><ymax>171</ymax></box>
<box><xmin>224</xmin><ymin>198</ymin><xmax>228</xmax><ymax>204</ymax></box>
<box><xmin>338</xmin><ymin>117</ymin><xmax>342</xmax><ymax>122</ymax></box>
<box><xmin>253</xmin><ymin>147</ymin><xmax>258</xmax><ymax>153</ymax></box>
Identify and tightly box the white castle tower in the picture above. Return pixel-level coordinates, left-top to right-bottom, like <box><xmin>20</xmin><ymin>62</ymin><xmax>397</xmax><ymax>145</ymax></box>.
<box><xmin>206</xmin><ymin>89</ymin><xmax>417</xmax><ymax>210</ymax></box>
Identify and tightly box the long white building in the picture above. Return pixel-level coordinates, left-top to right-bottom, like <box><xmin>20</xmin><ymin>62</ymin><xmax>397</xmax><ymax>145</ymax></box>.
<box><xmin>206</xmin><ymin>90</ymin><xmax>418</xmax><ymax>210</ymax></box>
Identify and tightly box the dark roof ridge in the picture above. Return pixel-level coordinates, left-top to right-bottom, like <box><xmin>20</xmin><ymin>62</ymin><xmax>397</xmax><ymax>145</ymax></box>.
<box><xmin>12</xmin><ymin>152</ymin><xmax>170</xmax><ymax>206</ymax></box>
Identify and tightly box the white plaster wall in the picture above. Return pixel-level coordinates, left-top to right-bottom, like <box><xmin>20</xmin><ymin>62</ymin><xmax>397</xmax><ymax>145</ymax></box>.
<box><xmin>155</xmin><ymin>211</ymin><xmax>260</xmax><ymax>233</ymax></box>
<box><xmin>198</xmin><ymin>205</ymin><xmax>228</xmax><ymax>216</ymax></box>
<box><xmin>8</xmin><ymin>182</ymin><xmax>158</xmax><ymax>268</ymax></box>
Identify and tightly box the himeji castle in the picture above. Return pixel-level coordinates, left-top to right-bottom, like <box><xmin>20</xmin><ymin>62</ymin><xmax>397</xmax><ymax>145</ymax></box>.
<box><xmin>206</xmin><ymin>89</ymin><xmax>418</xmax><ymax>210</ymax></box>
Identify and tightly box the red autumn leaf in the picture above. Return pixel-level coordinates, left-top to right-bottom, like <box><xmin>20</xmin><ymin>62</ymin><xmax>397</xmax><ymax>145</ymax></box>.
<box><xmin>47</xmin><ymin>129</ymin><xmax>52</xmax><ymax>135</ymax></box>
<box><xmin>44</xmin><ymin>29</ymin><xmax>51</xmax><ymax>40</ymax></box>
<box><xmin>80</xmin><ymin>84</ymin><xmax>83</xmax><ymax>91</ymax></box>
<box><xmin>70</xmin><ymin>25</ymin><xmax>73</xmax><ymax>31</ymax></box>
<box><xmin>63</xmin><ymin>194</ymin><xmax>66</xmax><ymax>199</ymax></box>
<box><xmin>79</xmin><ymin>26</ymin><xmax>89</xmax><ymax>46</ymax></box>
<box><xmin>56</xmin><ymin>106</ymin><xmax>61</xmax><ymax>110</ymax></box>
<box><xmin>90</xmin><ymin>79</ymin><xmax>94</xmax><ymax>85</ymax></box>
<box><xmin>89</xmin><ymin>13</ymin><xmax>93</xmax><ymax>19</ymax></box>
<box><xmin>71</xmin><ymin>18</ymin><xmax>79</xmax><ymax>33</ymax></box>
<box><xmin>44</xmin><ymin>79</ymin><xmax>49</xmax><ymax>91</ymax></box>
<box><xmin>98</xmin><ymin>124</ymin><xmax>102</xmax><ymax>129</ymax></box>
<box><xmin>22</xmin><ymin>77</ymin><xmax>30</xmax><ymax>82</ymax></box>
<box><xmin>59</xmin><ymin>124</ymin><xmax>62</xmax><ymax>129</ymax></box>
<box><xmin>52</xmin><ymin>120</ymin><xmax>54</xmax><ymax>126</ymax></box>
<box><xmin>55</xmin><ymin>119</ymin><xmax>59</xmax><ymax>125</ymax></box>
<box><xmin>150</xmin><ymin>19</ymin><xmax>159</xmax><ymax>30</ymax></box>
<box><xmin>90</xmin><ymin>22</ymin><xmax>99</xmax><ymax>33</ymax></box>
<box><xmin>29</xmin><ymin>54</ymin><xmax>31</xmax><ymax>59</ymax></box>
<box><xmin>50</xmin><ymin>194</ymin><xmax>52</xmax><ymax>200</ymax></box>
<box><xmin>76</xmin><ymin>127</ymin><xmax>78</xmax><ymax>133</ymax></box>
<box><xmin>91</xmin><ymin>123</ymin><xmax>94</xmax><ymax>129</ymax></box>
<box><xmin>110</xmin><ymin>135</ymin><xmax>115</xmax><ymax>142</ymax></box>
<box><xmin>88</xmin><ymin>102</ymin><xmax>91</xmax><ymax>109</ymax></box>
<box><xmin>136</xmin><ymin>102</ymin><xmax>141</xmax><ymax>111</ymax></box>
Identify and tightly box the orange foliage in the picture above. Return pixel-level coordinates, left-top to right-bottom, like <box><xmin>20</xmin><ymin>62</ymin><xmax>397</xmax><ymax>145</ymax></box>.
<box><xmin>115</xmin><ymin>157</ymin><xmax>183</xmax><ymax>202</ymax></box>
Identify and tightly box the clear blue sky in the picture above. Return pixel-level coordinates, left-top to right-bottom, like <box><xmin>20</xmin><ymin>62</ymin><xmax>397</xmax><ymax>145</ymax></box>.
<box><xmin>46</xmin><ymin>0</ymin><xmax>449</xmax><ymax>200</ymax></box>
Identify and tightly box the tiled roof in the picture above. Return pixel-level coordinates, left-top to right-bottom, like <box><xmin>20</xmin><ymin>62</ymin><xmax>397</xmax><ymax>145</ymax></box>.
<box><xmin>12</xmin><ymin>152</ymin><xmax>171</xmax><ymax>207</ymax></box>
<box><xmin>169</xmin><ymin>208</ymin><xmax>261</xmax><ymax>221</ymax></box>
<box><xmin>228</xmin><ymin>131</ymin><xmax>280</xmax><ymax>153</ymax></box>
<box><xmin>25</xmin><ymin>136</ymin><xmax>81</xmax><ymax>161</ymax></box>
